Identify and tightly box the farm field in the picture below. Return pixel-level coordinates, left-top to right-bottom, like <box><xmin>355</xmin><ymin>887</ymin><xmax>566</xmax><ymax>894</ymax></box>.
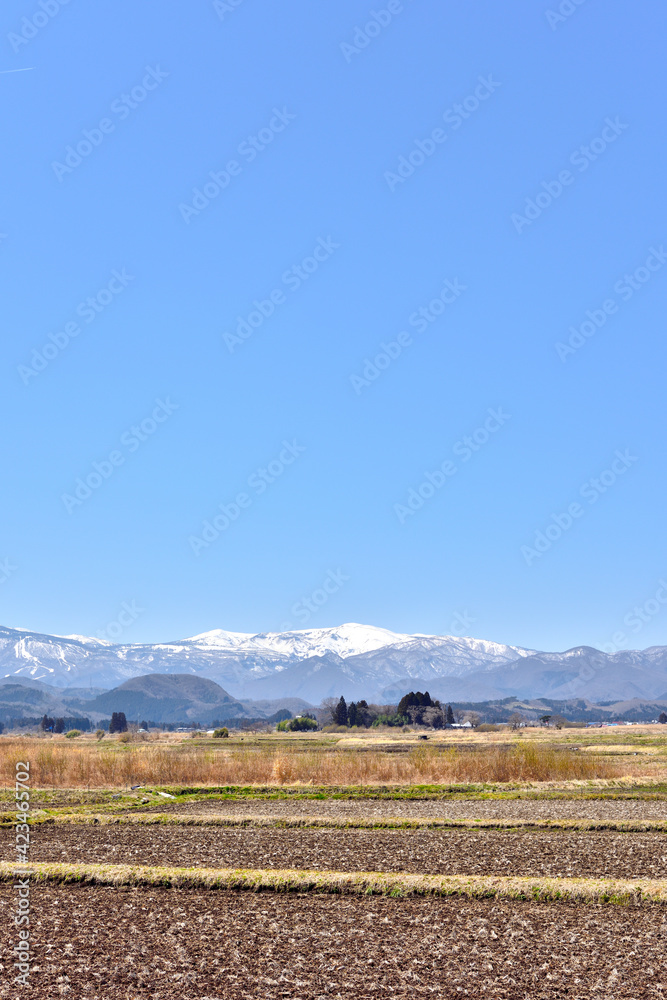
<box><xmin>7</xmin><ymin>823</ymin><xmax>667</xmax><ymax>880</ymax></box>
<box><xmin>3</xmin><ymin>727</ymin><xmax>667</xmax><ymax>997</ymax></box>
<box><xmin>0</xmin><ymin>884</ymin><xmax>665</xmax><ymax>998</ymax></box>
<box><xmin>100</xmin><ymin>794</ymin><xmax>667</xmax><ymax>823</ymax></box>
<box><xmin>2</xmin><ymin>723</ymin><xmax>666</xmax><ymax>794</ymax></box>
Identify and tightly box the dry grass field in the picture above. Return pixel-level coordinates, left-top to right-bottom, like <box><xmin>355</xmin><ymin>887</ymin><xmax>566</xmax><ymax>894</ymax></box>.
<box><xmin>0</xmin><ymin>723</ymin><xmax>663</xmax><ymax>791</ymax></box>
<box><xmin>3</xmin><ymin>725</ymin><xmax>667</xmax><ymax>996</ymax></box>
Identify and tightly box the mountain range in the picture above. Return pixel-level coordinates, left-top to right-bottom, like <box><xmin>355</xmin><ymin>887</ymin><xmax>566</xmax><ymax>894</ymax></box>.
<box><xmin>2</xmin><ymin>622</ymin><xmax>667</xmax><ymax>705</ymax></box>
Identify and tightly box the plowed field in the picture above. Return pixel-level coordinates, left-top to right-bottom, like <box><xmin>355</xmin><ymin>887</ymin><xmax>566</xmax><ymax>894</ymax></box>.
<box><xmin>1</xmin><ymin>885</ymin><xmax>664</xmax><ymax>999</ymax></box>
<box><xmin>6</xmin><ymin>823</ymin><xmax>667</xmax><ymax>879</ymax></box>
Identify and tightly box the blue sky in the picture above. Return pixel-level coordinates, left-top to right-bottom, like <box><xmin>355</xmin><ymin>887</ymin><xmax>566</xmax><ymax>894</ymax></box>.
<box><xmin>1</xmin><ymin>0</ymin><xmax>666</xmax><ymax>652</ymax></box>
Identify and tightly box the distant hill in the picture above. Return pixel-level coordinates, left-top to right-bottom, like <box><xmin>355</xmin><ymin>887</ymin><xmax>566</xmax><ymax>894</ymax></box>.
<box><xmin>238</xmin><ymin>696</ymin><xmax>313</xmax><ymax>716</ymax></box>
<box><xmin>434</xmin><ymin>695</ymin><xmax>667</xmax><ymax>725</ymax></box>
<box><xmin>2</xmin><ymin>671</ymin><xmax>666</xmax><ymax>728</ymax></box>
<box><xmin>0</xmin><ymin>681</ymin><xmax>71</xmax><ymax>724</ymax></box>
<box><xmin>85</xmin><ymin>674</ymin><xmax>246</xmax><ymax>724</ymax></box>
<box><xmin>0</xmin><ymin>675</ymin><xmax>314</xmax><ymax>728</ymax></box>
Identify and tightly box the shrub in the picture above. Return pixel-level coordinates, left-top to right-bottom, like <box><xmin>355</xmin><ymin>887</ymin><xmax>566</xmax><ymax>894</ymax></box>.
<box><xmin>292</xmin><ymin>716</ymin><xmax>318</xmax><ymax>731</ymax></box>
<box><xmin>213</xmin><ymin>727</ymin><xmax>229</xmax><ymax>738</ymax></box>
<box><xmin>95</xmin><ymin>730</ymin><xmax>105</xmax><ymax>741</ymax></box>
<box><xmin>277</xmin><ymin>716</ymin><xmax>318</xmax><ymax>732</ymax></box>
<box><xmin>65</xmin><ymin>730</ymin><xmax>81</xmax><ymax>739</ymax></box>
<box><xmin>371</xmin><ymin>714</ymin><xmax>407</xmax><ymax>728</ymax></box>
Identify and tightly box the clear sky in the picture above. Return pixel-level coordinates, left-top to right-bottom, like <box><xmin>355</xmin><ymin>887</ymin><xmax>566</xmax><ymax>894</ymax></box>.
<box><xmin>1</xmin><ymin>0</ymin><xmax>665</xmax><ymax>653</ymax></box>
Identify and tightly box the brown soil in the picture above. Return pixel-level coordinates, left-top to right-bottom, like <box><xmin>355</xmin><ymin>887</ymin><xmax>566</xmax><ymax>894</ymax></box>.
<box><xmin>132</xmin><ymin>794</ymin><xmax>667</xmax><ymax>821</ymax></box>
<box><xmin>0</xmin><ymin>884</ymin><xmax>664</xmax><ymax>998</ymax></box>
<box><xmin>7</xmin><ymin>824</ymin><xmax>667</xmax><ymax>879</ymax></box>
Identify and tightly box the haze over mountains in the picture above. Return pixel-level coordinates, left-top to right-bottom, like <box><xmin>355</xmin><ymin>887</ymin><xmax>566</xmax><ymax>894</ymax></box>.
<box><xmin>2</xmin><ymin>622</ymin><xmax>667</xmax><ymax>706</ymax></box>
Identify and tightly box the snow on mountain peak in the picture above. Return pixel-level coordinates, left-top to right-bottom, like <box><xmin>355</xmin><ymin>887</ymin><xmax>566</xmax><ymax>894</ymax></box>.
<box><xmin>0</xmin><ymin>620</ymin><xmax>540</xmax><ymax>696</ymax></box>
<box><xmin>183</xmin><ymin>629</ymin><xmax>255</xmax><ymax>648</ymax></box>
<box><xmin>181</xmin><ymin>622</ymin><xmax>410</xmax><ymax>659</ymax></box>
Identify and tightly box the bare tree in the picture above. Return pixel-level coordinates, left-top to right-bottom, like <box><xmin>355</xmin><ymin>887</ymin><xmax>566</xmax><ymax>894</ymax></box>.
<box><xmin>422</xmin><ymin>706</ymin><xmax>445</xmax><ymax>729</ymax></box>
<box><xmin>407</xmin><ymin>705</ymin><xmax>424</xmax><ymax>725</ymax></box>
<box><xmin>318</xmin><ymin>697</ymin><xmax>339</xmax><ymax>725</ymax></box>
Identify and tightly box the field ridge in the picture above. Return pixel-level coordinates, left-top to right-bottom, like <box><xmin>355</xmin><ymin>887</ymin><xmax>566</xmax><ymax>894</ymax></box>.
<box><xmin>2</xmin><ymin>860</ymin><xmax>667</xmax><ymax>904</ymax></box>
<box><xmin>29</xmin><ymin>810</ymin><xmax>667</xmax><ymax>833</ymax></box>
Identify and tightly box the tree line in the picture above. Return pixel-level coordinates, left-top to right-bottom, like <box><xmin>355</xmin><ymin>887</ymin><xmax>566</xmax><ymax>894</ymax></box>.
<box><xmin>40</xmin><ymin>715</ymin><xmax>92</xmax><ymax>733</ymax></box>
<box><xmin>40</xmin><ymin>712</ymin><xmax>132</xmax><ymax>733</ymax></box>
<box><xmin>326</xmin><ymin>693</ymin><xmax>479</xmax><ymax>729</ymax></box>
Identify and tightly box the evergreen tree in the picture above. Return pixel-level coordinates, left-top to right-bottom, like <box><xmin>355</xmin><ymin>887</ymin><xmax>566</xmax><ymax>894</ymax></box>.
<box><xmin>333</xmin><ymin>696</ymin><xmax>348</xmax><ymax>726</ymax></box>
<box><xmin>356</xmin><ymin>699</ymin><xmax>370</xmax><ymax>727</ymax></box>
<box><xmin>659</xmin><ymin>712</ymin><xmax>667</xmax><ymax>724</ymax></box>
<box><xmin>54</xmin><ymin>718</ymin><xmax>65</xmax><ymax>734</ymax></box>
<box><xmin>398</xmin><ymin>691</ymin><xmax>436</xmax><ymax>715</ymax></box>
<box><xmin>347</xmin><ymin>702</ymin><xmax>357</xmax><ymax>727</ymax></box>
<box><xmin>109</xmin><ymin>711</ymin><xmax>129</xmax><ymax>734</ymax></box>
<box><xmin>446</xmin><ymin>704</ymin><xmax>454</xmax><ymax>726</ymax></box>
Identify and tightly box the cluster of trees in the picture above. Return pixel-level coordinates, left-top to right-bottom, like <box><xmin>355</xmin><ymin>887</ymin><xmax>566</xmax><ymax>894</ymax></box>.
<box><xmin>40</xmin><ymin>715</ymin><xmax>91</xmax><ymax>733</ymax></box>
<box><xmin>331</xmin><ymin>698</ymin><xmax>375</xmax><ymax>727</ymax></box>
<box><xmin>396</xmin><ymin>691</ymin><xmax>454</xmax><ymax>728</ymax></box>
<box><xmin>276</xmin><ymin>714</ymin><xmax>318</xmax><ymax>732</ymax></box>
<box><xmin>108</xmin><ymin>712</ymin><xmax>128</xmax><ymax>733</ymax></box>
<box><xmin>326</xmin><ymin>694</ymin><xmax>476</xmax><ymax>729</ymax></box>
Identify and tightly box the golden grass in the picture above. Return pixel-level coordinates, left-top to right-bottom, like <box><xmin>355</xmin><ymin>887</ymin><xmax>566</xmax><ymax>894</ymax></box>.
<box><xmin>39</xmin><ymin>812</ymin><xmax>667</xmax><ymax>833</ymax></box>
<box><xmin>1</xmin><ymin>860</ymin><xmax>665</xmax><ymax>904</ymax></box>
<box><xmin>0</xmin><ymin>737</ymin><xmax>634</xmax><ymax>788</ymax></box>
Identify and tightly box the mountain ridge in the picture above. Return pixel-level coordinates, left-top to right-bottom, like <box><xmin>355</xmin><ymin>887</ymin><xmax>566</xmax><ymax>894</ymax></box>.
<box><xmin>1</xmin><ymin>622</ymin><xmax>666</xmax><ymax>703</ymax></box>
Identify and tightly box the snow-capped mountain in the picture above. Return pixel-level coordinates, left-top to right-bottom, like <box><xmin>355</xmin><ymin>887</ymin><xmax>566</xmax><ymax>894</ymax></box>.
<box><xmin>0</xmin><ymin>622</ymin><xmax>533</xmax><ymax>696</ymax></box>
<box><xmin>1</xmin><ymin>621</ymin><xmax>666</xmax><ymax>703</ymax></box>
<box><xmin>181</xmin><ymin>622</ymin><xmax>416</xmax><ymax>659</ymax></box>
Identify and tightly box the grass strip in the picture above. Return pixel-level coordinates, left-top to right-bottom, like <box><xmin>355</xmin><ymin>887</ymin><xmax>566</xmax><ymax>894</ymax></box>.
<box><xmin>3</xmin><ymin>780</ymin><xmax>667</xmax><ymax>810</ymax></box>
<box><xmin>33</xmin><ymin>812</ymin><xmax>667</xmax><ymax>833</ymax></box>
<box><xmin>0</xmin><ymin>860</ymin><xmax>665</xmax><ymax>904</ymax></box>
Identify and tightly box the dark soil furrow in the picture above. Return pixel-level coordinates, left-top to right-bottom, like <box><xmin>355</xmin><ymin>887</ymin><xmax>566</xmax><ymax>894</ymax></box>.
<box><xmin>7</xmin><ymin>824</ymin><xmax>667</xmax><ymax>879</ymax></box>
